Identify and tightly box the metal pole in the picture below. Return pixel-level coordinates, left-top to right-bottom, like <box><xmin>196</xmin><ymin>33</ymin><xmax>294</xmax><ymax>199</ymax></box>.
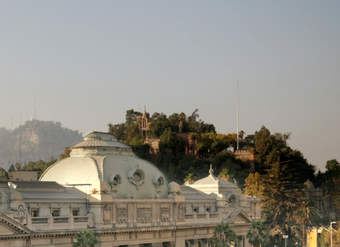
<box><xmin>331</xmin><ymin>223</ymin><xmax>333</xmax><ymax>247</ymax></box>
<box><xmin>236</xmin><ymin>81</ymin><xmax>240</xmax><ymax>151</ymax></box>
<box><xmin>283</xmin><ymin>235</ymin><xmax>288</xmax><ymax>247</ymax></box>
<box><xmin>330</xmin><ymin>221</ymin><xmax>336</xmax><ymax>247</ymax></box>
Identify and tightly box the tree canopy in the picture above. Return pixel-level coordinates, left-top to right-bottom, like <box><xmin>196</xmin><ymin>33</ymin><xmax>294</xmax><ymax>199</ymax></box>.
<box><xmin>211</xmin><ymin>222</ymin><xmax>237</xmax><ymax>247</ymax></box>
<box><xmin>108</xmin><ymin>109</ymin><xmax>247</xmax><ymax>185</ymax></box>
<box><xmin>72</xmin><ymin>230</ymin><xmax>98</xmax><ymax>247</ymax></box>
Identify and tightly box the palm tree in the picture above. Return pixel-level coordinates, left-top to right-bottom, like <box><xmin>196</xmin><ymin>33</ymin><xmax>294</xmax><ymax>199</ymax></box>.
<box><xmin>211</xmin><ymin>222</ymin><xmax>237</xmax><ymax>247</ymax></box>
<box><xmin>246</xmin><ymin>221</ymin><xmax>269</xmax><ymax>247</ymax></box>
<box><xmin>73</xmin><ymin>230</ymin><xmax>99</xmax><ymax>247</ymax></box>
<box><xmin>292</xmin><ymin>200</ymin><xmax>319</xmax><ymax>247</ymax></box>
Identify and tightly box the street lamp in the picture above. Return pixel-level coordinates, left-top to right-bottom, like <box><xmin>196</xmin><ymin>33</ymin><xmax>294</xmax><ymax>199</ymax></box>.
<box><xmin>330</xmin><ymin>221</ymin><xmax>336</xmax><ymax>247</ymax></box>
<box><xmin>283</xmin><ymin>235</ymin><xmax>288</xmax><ymax>247</ymax></box>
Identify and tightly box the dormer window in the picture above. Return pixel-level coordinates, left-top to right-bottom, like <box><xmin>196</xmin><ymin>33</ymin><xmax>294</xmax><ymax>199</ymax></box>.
<box><xmin>52</xmin><ymin>208</ymin><xmax>61</xmax><ymax>217</ymax></box>
<box><xmin>31</xmin><ymin>208</ymin><xmax>39</xmax><ymax>217</ymax></box>
<box><xmin>128</xmin><ymin>168</ymin><xmax>145</xmax><ymax>189</ymax></box>
<box><xmin>72</xmin><ymin>208</ymin><xmax>80</xmax><ymax>216</ymax></box>
<box><xmin>112</xmin><ymin>174</ymin><xmax>121</xmax><ymax>186</ymax></box>
<box><xmin>133</xmin><ymin>170</ymin><xmax>143</xmax><ymax>182</ymax></box>
<box><xmin>153</xmin><ymin>176</ymin><xmax>165</xmax><ymax>187</ymax></box>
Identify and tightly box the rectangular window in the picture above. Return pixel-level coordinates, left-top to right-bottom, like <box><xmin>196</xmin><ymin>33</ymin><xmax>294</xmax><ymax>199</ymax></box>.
<box><xmin>72</xmin><ymin>208</ymin><xmax>79</xmax><ymax>216</ymax></box>
<box><xmin>51</xmin><ymin>208</ymin><xmax>61</xmax><ymax>217</ymax></box>
<box><xmin>31</xmin><ymin>208</ymin><xmax>39</xmax><ymax>217</ymax></box>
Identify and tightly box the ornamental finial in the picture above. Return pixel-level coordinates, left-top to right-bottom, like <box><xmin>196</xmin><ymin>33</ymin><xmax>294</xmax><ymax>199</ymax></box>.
<box><xmin>209</xmin><ymin>164</ymin><xmax>213</xmax><ymax>176</ymax></box>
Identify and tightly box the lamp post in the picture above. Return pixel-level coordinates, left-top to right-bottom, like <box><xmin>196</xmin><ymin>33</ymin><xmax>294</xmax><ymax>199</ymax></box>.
<box><xmin>330</xmin><ymin>221</ymin><xmax>336</xmax><ymax>247</ymax></box>
<box><xmin>283</xmin><ymin>235</ymin><xmax>288</xmax><ymax>247</ymax></box>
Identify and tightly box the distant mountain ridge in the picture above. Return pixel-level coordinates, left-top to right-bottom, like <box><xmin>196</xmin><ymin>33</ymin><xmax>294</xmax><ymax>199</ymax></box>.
<box><xmin>0</xmin><ymin>120</ymin><xmax>82</xmax><ymax>169</ymax></box>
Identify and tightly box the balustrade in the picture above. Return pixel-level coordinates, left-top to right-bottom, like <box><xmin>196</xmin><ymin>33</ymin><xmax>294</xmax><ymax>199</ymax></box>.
<box><xmin>31</xmin><ymin>217</ymin><xmax>48</xmax><ymax>224</ymax></box>
<box><xmin>53</xmin><ymin>216</ymin><xmax>69</xmax><ymax>223</ymax></box>
<box><xmin>73</xmin><ymin>216</ymin><xmax>88</xmax><ymax>223</ymax></box>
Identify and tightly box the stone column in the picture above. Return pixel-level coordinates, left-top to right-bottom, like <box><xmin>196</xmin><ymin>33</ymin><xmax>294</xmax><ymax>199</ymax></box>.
<box><xmin>128</xmin><ymin>203</ymin><xmax>136</xmax><ymax>227</ymax></box>
<box><xmin>175</xmin><ymin>238</ymin><xmax>186</xmax><ymax>247</ymax></box>
<box><xmin>241</xmin><ymin>235</ymin><xmax>246</xmax><ymax>247</ymax></box>
<box><xmin>70</xmin><ymin>214</ymin><xmax>74</xmax><ymax>228</ymax></box>
<box><xmin>244</xmin><ymin>236</ymin><xmax>252</xmax><ymax>247</ymax></box>
<box><xmin>152</xmin><ymin>202</ymin><xmax>159</xmax><ymax>226</ymax></box>
<box><xmin>193</xmin><ymin>239</ymin><xmax>199</xmax><ymax>247</ymax></box>
<box><xmin>199</xmin><ymin>239</ymin><xmax>207</xmax><ymax>247</ymax></box>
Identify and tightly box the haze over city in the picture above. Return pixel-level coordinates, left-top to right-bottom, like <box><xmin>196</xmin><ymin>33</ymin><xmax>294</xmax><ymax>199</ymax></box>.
<box><xmin>1</xmin><ymin>1</ymin><xmax>339</xmax><ymax>170</ymax></box>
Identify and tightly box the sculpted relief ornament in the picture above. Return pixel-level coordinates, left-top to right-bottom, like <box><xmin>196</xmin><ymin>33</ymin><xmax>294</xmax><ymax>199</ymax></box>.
<box><xmin>109</xmin><ymin>174</ymin><xmax>122</xmax><ymax>193</ymax></box>
<box><xmin>152</xmin><ymin>176</ymin><xmax>164</xmax><ymax>187</ymax></box>
<box><xmin>128</xmin><ymin>168</ymin><xmax>145</xmax><ymax>190</ymax></box>
<box><xmin>15</xmin><ymin>204</ymin><xmax>27</xmax><ymax>224</ymax></box>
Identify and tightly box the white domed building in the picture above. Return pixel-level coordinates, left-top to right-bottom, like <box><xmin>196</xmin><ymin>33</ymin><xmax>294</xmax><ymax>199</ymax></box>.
<box><xmin>41</xmin><ymin>132</ymin><xmax>168</xmax><ymax>200</ymax></box>
<box><xmin>0</xmin><ymin>132</ymin><xmax>261</xmax><ymax>247</ymax></box>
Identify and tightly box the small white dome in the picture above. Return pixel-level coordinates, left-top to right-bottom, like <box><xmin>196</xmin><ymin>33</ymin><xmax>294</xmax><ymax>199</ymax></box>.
<box><xmin>40</xmin><ymin>132</ymin><xmax>168</xmax><ymax>199</ymax></box>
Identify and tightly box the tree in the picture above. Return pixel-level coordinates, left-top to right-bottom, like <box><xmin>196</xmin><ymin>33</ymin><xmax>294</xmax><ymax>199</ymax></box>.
<box><xmin>0</xmin><ymin>168</ymin><xmax>8</xmax><ymax>179</ymax></box>
<box><xmin>326</xmin><ymin>159</ymin><xmax>340</xmax><ymax>173</ymax></box>
<box><xmin>320</xmin><ymin>226</ymin><xmax>340</xmax><ymax>247</ymax></box>
<box><xmin>293</xmin><ymin>200</ymin><xmax>318</xmax><ymax>247</ymax></box>
<box><xmin>159</xmin><ymin>128</ymin><xmax>185</xmax><ymax>155</ymax></box>
<box><xmin>244</xmin><ymin>172</ymin><xmax>264</xmax><ymax>197</ymax></box>
<box><xmin>184</xmin><ymin>173</ymin><xmax>196</xmax><ymax>184</ymax></box>
<box><xmin>247</xmin><ymin>221</ymin><xmax>269</xmax><ymax>247</ymax></box>
<box><xmin>218</xmin><ymin>168</ymin><xmax>231</xmax><ymax>181</ymax></box>
<box><xmin>15</xmin><ymin>162</ymin><xmax>21</xmax><ymax>171</ymax></box>
<box><xmin>59</xmin><ymin>147</ymin><xmax>71</xmax><ymax>160</ymax></box>
<box><xmin>254</xmin><ymin>126</ymin><xmax>274</xmax><ymax>166</ymax></box>
<box><xmin>253</xmin><ymin>127</ymin><xmax>301</xmax><ymax>173</ymax></box>
<box><xmin>213</xmin><ymin>153</ymin><xmax>249</xmax><ymax>188</ymax></box>
<box><xmin>150</xmin><ymin>113</ymin><xmax>170</xmax><ymax>137</ymax></box>
<box><xmin>8</xmin><ymin>164</ymin><xmax>15</xmax><ymax>172</ymax></box>
<box><xmin>108</xmin><ymin>123</ymin><xmax>126</xmax><ymax>140</ymax></box>
<box><xmin>125</xmin><ymin>109</ymin><xmax>141</xmax><ymax>125</ymax></box>
<box><xmin>261</xmin><ymin>162</ymin><xmax>316</xmax><ymax>247</ymax></box>
<box><xmin>211</xmin><ymin>222</ymin><xmax>237</xmax><ymax>247</ymax></box>
<box><xmin>73</xmin><ymin>230</ymin><xmax>99</xmax><ymax>247</ymax></box>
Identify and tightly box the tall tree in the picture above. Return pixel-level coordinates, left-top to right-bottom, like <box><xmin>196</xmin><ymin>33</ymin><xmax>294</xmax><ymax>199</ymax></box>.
<box><xmin>261</xmin><ymin>162</ymin><xmax>316</xmax><ymax>247</ymax></box>
<box><xmin>244</xmin><ymin>172</ymin><xmax>264</xmax><ymax>197</ymax></box>
<box><xmin>0</xmin><ymin>168</ymin><xmax>8</xmax><ymax>179</ymax></box>
<box><xmin>211</xmin><ymin>222</ymin><xmax>237</xmax><ymax>247</ymax></box>
<box><xmin>73</xmin><ymin>230</ymin><xmax>99</xmax><ymax>247</ymax></box>
<box><xmin>246</xmin><ymin>221</ymin><xmax>269</xmax><ymax>247</ymax></box>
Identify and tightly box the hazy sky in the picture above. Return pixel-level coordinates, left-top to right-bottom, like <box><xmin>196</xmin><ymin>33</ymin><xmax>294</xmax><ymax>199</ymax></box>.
<box><xmin>0</xmin><ymin>1</ymin><xmax>339</xmax><ymax>170</ymax></box>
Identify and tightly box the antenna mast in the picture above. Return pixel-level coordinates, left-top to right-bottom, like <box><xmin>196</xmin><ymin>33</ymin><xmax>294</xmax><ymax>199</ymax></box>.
<box><xmin>31</xmin><ymin>96</ymin><xmax>37</xmax><ymax>121</ymax></box>
<box><xmin>236</xmin><ymin>81</ymin><xmax>240</xmax><ymax>151</ymax></box>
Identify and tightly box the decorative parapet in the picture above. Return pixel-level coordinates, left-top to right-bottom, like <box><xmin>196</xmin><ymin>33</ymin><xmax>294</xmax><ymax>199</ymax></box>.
<box><xmin>28</xmin><ymin>215</ymin><xmax>89</xmax><ymax>231</ymax></box>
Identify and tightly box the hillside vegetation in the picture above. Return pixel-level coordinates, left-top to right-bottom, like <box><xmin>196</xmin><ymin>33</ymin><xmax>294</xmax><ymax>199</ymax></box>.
<box><xmin>108</xmin><ymin>109</ymin><xmax>340</xmax><ymax>247</ymax></box>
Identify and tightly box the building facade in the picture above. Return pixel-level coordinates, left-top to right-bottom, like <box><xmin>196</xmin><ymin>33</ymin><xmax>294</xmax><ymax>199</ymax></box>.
<box><xmin>0</xmin><ymin>132</ymin><xmax>260</xmax><ymax>247</ymax></box>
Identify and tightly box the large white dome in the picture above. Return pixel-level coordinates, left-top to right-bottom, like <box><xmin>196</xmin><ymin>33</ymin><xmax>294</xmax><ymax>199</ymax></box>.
<box><xmin>40</xmin><ymin>132</ymin><xmax>168</xmax><ymax>199</ymax></box>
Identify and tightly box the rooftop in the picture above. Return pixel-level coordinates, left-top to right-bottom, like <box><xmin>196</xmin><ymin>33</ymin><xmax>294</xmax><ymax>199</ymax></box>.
<box><xmin>72</xmin><ymin>131</ymin><xmax>130</xmax><ymax>150</ymax></box>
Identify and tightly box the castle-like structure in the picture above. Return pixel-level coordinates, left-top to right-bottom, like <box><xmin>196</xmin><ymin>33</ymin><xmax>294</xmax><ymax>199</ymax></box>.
<box><xmin>0</xmin><ymin>132</ymin><xmax>261</xmax><ymax>247</ymax></box>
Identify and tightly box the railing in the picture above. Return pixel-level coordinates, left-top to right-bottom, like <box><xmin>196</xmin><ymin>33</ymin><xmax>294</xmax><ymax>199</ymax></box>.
<box><xmin>185</xmin><ymin>214</ymin><xmax>194</xmax><ymax>219</ymax></box>
<box><xmin>196</xmin><ymin>213</ymin><xmax>206</xmax><ymax>219</ymax></box>
<box><xmin>31</xmin><ymin>216</ymin><xmax>89</xmax><ymax>225</ymax></box>
<box><xmin>73</xmin><ymin>216</ymin><xmax>88</xmax><ymax>223</ymax></box>
<box><xmin>53</xmin><ymin>217</ymin><xmax>69</xmax><ymax>224</ymax></box>
<box><xmin>32</xmin><ymin>217</ymin><xmax>48</xmax><ymax>224</ymax></box>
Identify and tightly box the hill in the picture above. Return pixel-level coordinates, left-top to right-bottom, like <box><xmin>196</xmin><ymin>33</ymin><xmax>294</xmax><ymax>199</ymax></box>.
<box><xmin>0</xmin><ymin>120</ymin><xmax>82</xmax><ymax>169</ymax></box>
